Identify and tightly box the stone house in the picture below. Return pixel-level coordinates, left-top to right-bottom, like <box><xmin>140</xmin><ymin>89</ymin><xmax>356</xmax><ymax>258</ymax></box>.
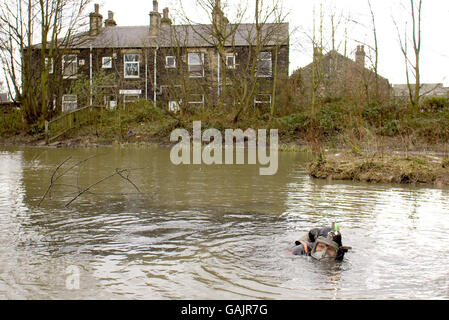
<box><xmin>292</xmin><ymin>45</ymin><xmax>391</xmax><ymax>105</ymax></box>
<box><xmin>33</xmin><ymin>1</ymin><xmax>289</xmax><ymax>113</ymax></box>
<box><xmin>392</xmin><ymin>83</ymin><xmax>449</xmax><ymax>99</ymax></box>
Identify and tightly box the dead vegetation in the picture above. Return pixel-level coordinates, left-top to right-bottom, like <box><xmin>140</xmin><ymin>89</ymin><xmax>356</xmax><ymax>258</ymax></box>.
<box><xmin>309</xmin><ymin>151</ymin><xmax>449</xmax><ymax>187</ymax></box>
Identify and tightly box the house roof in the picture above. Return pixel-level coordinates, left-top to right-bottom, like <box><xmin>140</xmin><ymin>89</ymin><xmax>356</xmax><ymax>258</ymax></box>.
<box><xmin>38</xmin><ymin>23</ymin><xmax>289</xmax><ymax>49</ymax></box>
<box><xmin>293</xmin><ymin>49</ymin><xmax>389</xmax><ymax>83</ymax></box>
<box><xmin>393</xmin><ymin>83</ymin><xmax>449</xmax><ymax>97</ymax></box>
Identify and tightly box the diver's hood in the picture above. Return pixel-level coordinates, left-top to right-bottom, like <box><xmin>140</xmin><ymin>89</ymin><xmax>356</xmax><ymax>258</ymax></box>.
<box><xmin>311</xmin><ymin>236</ymin><xmax>340</xmax><ymax>261</ymax></box>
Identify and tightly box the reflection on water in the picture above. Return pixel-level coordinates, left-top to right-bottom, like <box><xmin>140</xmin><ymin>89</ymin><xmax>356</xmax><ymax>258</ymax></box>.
<box><xmin>0</xmin><ymin>146</ymin><xmax>448</xmax><ymax>299</ymax></box>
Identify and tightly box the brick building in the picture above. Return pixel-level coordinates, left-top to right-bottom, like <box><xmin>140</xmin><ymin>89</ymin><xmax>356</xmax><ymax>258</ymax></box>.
<box><xmin>34</xmin><ymin>1</ymin><xmax>289</xmax><ymax>113</ymax></box>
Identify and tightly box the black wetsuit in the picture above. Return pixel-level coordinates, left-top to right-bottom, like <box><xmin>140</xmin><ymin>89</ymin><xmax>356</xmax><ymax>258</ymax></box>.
<box><xmin>290</xmin><ymin>241</ymin><xmax>313</xmax><ymax>256</ymax></box>
<box><xmin>289</xmin><ymin>227</ymin><xmax>334</xmax><ymax>256</ymax></box>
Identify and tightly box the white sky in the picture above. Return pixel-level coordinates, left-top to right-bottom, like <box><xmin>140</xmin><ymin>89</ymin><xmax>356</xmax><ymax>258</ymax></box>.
<box><xmin>0</xmin><ymin>0</ymin><xmax>446</xmax><ymax>93</ymax></box>
<box><xmin>96</xmin><ymin>0</ymin><xmax>449</xmax><ymax>86</ymax></box>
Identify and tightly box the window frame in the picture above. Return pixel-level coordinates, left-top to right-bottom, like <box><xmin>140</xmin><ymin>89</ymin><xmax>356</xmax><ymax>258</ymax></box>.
<box><xmin>102</xmin><ymin>56</ymin><xmax>113</xmax><ymax>69</ymax></box>
<box><xmin>165</xmin><ymin>56</ymin><xmax>176</xmax><ymax>69</ymax></box>
<box><xmin>254</xmin><ymin>94</ymin><xmax>272</xmax><ymax>108</ymax></box>
<box><xmin>62</xmin><ymin>54</ymin><xmax>78</xmax><ymax>79</ymax></box>
<box><xmin>188</xmin><ymin>94</ymin><xmax>205</xmax><ymax>107</ymax></box>
<box><xmin>226</xmin><ymin>55</ymin><xmax>236</xmax><ymax>69</ymax></box>
<box><xmin>104</xmin><ymin>95</ymin><xmax>117</xmax><ymax>110</ymax></box>
<box><xmin>124</xmin><ymin>54</ymin><xmax>140</xmax><ymax>79</ymax></box>
<box><xmin>62</xmin><ymin>94</ymin><xmax>78</xmax><ymax>112</ymax></box>
<box><xmin>188</xmin><ymin>52</ymin><xmax>205</xmax><ymax>78</ymax></box>
<box><xmin>256</xmin><ymin>51</ymin><xmax>272</xmax><ymax>78</ymax></box>
<box><xmin>45</xmin><ymin>57</ymin><xmax>54</xmax><ymax>74</ymax></box>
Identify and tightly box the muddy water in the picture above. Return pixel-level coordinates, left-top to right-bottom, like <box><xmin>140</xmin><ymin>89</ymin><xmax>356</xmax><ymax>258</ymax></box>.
<box><xmin>0</xmin><ymin>146</ymin><xmax>448</xmax><ymax>299</ymax></box>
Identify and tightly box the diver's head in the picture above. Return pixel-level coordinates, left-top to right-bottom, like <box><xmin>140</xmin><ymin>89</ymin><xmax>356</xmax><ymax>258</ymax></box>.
<box><xmin>311</xmin><ymin>236</ymin><xmax>340</xmax><ymax>261</ymax></box>
<box><xmin>310</xmin><ymin>225</ymin><xmax>349</xmax><ymax>261</ymax></box>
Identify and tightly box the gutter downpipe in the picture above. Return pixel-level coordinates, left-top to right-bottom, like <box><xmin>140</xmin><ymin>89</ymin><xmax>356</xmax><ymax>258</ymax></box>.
<box><xmin>154</xmin><ymin>45</ymin><xmax>159</xmax><ymax>108</ymax></box>
<box><xmin>89</xmin><ymin>46</ymin><xmax>93</xmax><ymax>108</ymax></box>
<box><xmin>145</xmin><ymin>52</ymin><xmax>148</xmax><ymax>100</ymax></box>
<box><xmin>217</xmin><ymin>50</ymin><xmax>221</xmax><ymax>98</ymax></box>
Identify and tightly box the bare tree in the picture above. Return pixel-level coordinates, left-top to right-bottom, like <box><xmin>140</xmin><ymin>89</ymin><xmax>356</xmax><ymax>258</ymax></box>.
<box><xmin>173</xmin><ymin>0</ymin><xmax>289</xmax><ymax>122</ymax></box>
<box><xmin>0</xmin><ymin>0</ymin><xmax>91</xmax><ymax>123</ymax></box>
<box><xmin>394</xmin><ymin>0</ymin><xmax>423</xmax><ymax>108</ymax></box>
<box><xmin>367</xmin><ymin>0</ymin><xmax>379</xmax><ymax>102</ymax></box>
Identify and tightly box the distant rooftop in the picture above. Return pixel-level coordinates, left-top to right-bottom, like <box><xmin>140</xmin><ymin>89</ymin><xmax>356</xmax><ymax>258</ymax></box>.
<box><xmin>392</xmin><ymin>83</ymin><xmax>449</xmax><ymax>97</ymax></box>
<box><xmin>34</xmin><ymin>23</ymin><xmax>289</xmax><ymax>49</ymax></box>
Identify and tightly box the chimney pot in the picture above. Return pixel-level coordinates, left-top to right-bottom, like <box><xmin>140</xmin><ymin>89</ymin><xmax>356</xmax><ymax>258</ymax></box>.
<box><xmin>355</xmin><ymin>45</ymin><xmax>366</xmax><ymax>67</ymax></box>
<box><xmin>90</xmin><ymin>3</ymin><xmax>103</xmax><ymax>36</ymax></box>
<box><xmin>149</xmin><ymin>2</ymin><xmax>161</xmax><ymax>36</ymax></box>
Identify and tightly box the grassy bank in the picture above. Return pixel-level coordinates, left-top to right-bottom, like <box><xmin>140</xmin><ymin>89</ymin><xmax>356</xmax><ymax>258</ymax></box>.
<box><xmin>309</xmin><ymin>151</ymin><xmax>449</xmax><ymax>187</ymax></box>
<box><xmin>1</xmin><ymin>97</ymin><xmax>449</xmax><ymax>154</ymax></box>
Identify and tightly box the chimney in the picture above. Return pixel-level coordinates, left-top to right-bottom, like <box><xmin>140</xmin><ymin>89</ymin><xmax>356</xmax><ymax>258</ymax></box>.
<box><xmin>149</xmin><ymin>0</ymin><xmax>161</xmax><ymax>36</ymax></box>
<box><xmin>89</xmin><ymin>4</ymin><xmax>103</xmax><ymax>36</ymax></box>
<box><xmin>161</xmin><ymin>7</ymin><xmax>172</xmax><ymax>26</ymax></box>
<box><xmin>212</xmin><ymin>0</ymin><xmax>227</xmax><ymax>31</ymax></box>
<box><xmin>104</xmin><ymin>11</ymin><xmax>117</xmax><ymax>27</ymax></box>
<box><xmin>355</xmin><ymin>45</ymin><xmax>366</xmax><ymax>67</ymax></box>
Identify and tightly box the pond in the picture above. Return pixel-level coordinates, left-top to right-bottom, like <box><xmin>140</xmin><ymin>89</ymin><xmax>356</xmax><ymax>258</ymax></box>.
<box><xmin>0</xmin><ymin>146</ymin><xmax>448</xmax><ymax>299</ymax></box>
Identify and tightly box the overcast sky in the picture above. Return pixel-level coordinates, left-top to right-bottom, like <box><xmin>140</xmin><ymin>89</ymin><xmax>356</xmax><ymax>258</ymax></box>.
<box><xmin>95</xmin><ymin>0</ymin><xmax>449</xmax><ymax>86</ymax></box>
<box><xmin>1</xmin><ymin>0</ymin><xmax>447</xmax><ymax>92</ymax></box>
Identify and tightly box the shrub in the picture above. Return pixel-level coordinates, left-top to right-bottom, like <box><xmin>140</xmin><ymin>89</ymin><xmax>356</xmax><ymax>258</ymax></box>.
<box><xmin>276</xmin><ymin>112</ymin><xmax>309</xmax><ymax>136</ymax></box>
<box><xmin>0</xmin><ymin>109</ymin><xmax>27</xmax><ymax>136</ymax></box>
<box><xmin>422</xmin><ymin>96</ymin><xmax>449</xmax><ymax>112</ymax></box>
<box><xmin>362</xmin><ymin>102</ymin><xmax>398</xmax><ymax>127</ymax></box>
<box><xmin>317</xmin><ymin>103</ymin><xmax>346</xmax><ymax>135</ymax></box>
<box><xmin>380</xmin><ymin>119</ymin><xmax>399</xmax><ymax>136</ymax></box>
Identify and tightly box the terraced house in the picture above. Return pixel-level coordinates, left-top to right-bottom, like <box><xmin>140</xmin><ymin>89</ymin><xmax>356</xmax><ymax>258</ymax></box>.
<box><xmin>35</xmin><ymin>1</ymin><xmax>289</xmax><ymax>113</ymax></box>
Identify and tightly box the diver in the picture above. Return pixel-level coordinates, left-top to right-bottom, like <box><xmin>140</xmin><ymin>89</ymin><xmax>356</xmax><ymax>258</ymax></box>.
<box><xmin>288</xmin><ymin>223</ymin><xmax>351</xmax><ymax>261</ymax></box>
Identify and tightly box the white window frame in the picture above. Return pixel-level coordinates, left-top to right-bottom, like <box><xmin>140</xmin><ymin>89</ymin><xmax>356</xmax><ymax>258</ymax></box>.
<box><xmin>45</xmin><ymin>57</ymin><xmax>54</xmax><ymax>74</ymax></box>
<box><xmin>124</xmin><ymin>54</ymin><xmax>140</xmax><ymax>79</ymax></box>
<box><xmin>188</xmin><ymin>52</ymin><xmax>205</xmax><ymax>78</ymax></box>
<box><xmin>62</xmin><ymin>94</ymin><xmax>78</xmax><ymax>112</ymax></box>
<box><xmin>104</xmin><ymin>95</ymin><xmax>117</xmax><ymax>110</ymax></box>
<box><xmin>165</xmin><ymin>56</ymin><xmax>176</xmax><ymax>68</ymax></box>
<box><xmin>254</xmin><ymin>94</ymin><xmax>272</xmax><ymax>108</ymax></box>
<box><xmin>188</xmin><ymin>94</ymin><xmax>205</xmax><ymax>107</ymax></box>
<box><xmin>256</xmin><ymin>51</ymin><xmax>272</xmax><ymax>78</ymax></box>
<box><xmin>62</xmin><ymin>54</ymin><xmax>78</xmax><ymax>79</ymax></box>
<box><xmin>168</xmin><ymin>100</ymin><xmax>180</xmax><ymax>113</ymax></box>
<box><xmin>102</xmin><ymin>56</ymin><xmax>113</xmax><ymax>69</ymax></box>
<box><xmin>226</xmin><ymin>55</ymin><xmax>236</xmax><ymax>69</ymax></box>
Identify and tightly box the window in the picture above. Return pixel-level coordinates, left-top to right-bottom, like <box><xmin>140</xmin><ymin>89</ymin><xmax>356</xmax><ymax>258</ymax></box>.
<box><xmin>45</xmin><ymin>57</ymin><xmax>54</xmax><ymax>74</ymax></box>
<box><xmin>256</xmin><ymin>51</ymin><xmax>272</xmax><ymax>77</ymax></box>
<box><xmin>124</xmin><ymin>54</ymin><xmax>140</xmax><ymax>78</ymax></box>
<box><xmin>254</xmin><ymin>94</ymin><xmax>272</xmax><ymax>108</ymax></box>
<box><xmin>62</xmin><ymin>95</ymin><xmax>77</xmax><ymax>112</ymax></box>
<box><xmin>188</xmin><ymin>52</ymin><xmax>204</xmax><ymax>78</ymax></box>
<box><xmin>102</xmin><ymin>57</ymin><xmax>113</xmax><ymax>69</ymax></box>
<box><xmin>168</xmin><ymin>101</ymin><xmax>180</xmax><ymax>113</ymax></box>
<box><xmin>166</xmin><ymin>56</ymin><xmax>176</xmax><ymax>68</ymax></box>
<box><xmin>226</xmin><ymin>55</ymin><xmax>236</xmax><ymax>69</ymax></box>
<box><xmin>188</xmin><ymin>94</ymin><xmax>204</xmax><ymax>107</ymax></box>
<box><xmin>104</xmin><ymin>95</ymin><xmax>117</xmax><ymax>110</ymax></box>
<box><xmin>62</xmin><ymin>55</ymin><xmax>78</xmax><ymax>79</ymax></box>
